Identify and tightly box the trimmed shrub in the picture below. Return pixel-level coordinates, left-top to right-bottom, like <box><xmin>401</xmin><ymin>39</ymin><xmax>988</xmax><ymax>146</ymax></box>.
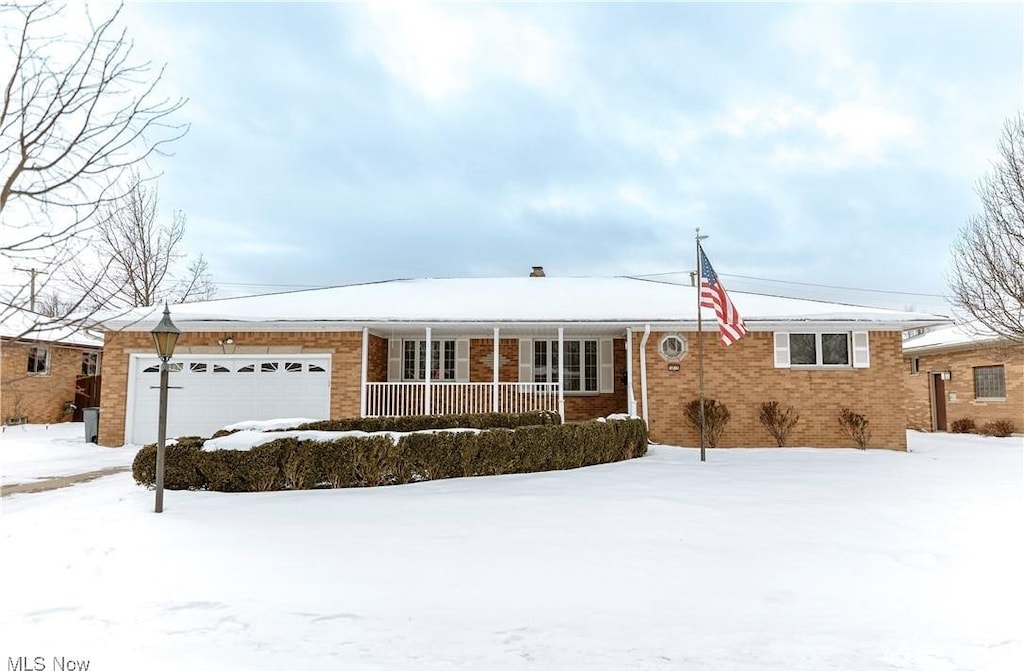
<box><xmin>132</xmin><ymin>419</ymin><xmax>648</xmax><ymax>492</ymax></box>
<box><xmin>294</xmin><ymin>411</ymin><xmax>561</xmax><ymax>434</ymax></box>
<box><xmin>131</xmin><ymin>437</ymin><xmax>206</xmax><ymax>490</ymax></box>
<box><xmin>980</xmin><ymin>419</ymin><xmax>1015</xmax><ymax>437</ymax></box>
<box><xmin>838</xmin><ymin>408</ymin><xmax>871</xmax><ymax>449</ymax></box>
<box><xmin>758</xmin><ymin>401</ymin><xmax>800</xmax><ymax>447</ymax></box>
<box><xmin>950</xmin><ymin>418</ymin><xmax>976</xmax><ymax>434</ymax></box>
<box><xmin>684</xmin><ymin>399</ymin><xmax>730</xmax><ymax>447</ymax></box>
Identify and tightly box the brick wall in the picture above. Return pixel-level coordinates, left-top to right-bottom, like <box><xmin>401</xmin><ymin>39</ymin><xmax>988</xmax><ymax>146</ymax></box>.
<box><xmin>631</xmin><ymin>330</ymin><xmax>908</xmax><ymax>450</ymax></box>
<box><xmin>904</xmin><ymin>346</ymin><xmax>1024</xmax><ymax>431</ymax></box>
<box><xmin>368</xmin><ymin>335</ymin><xmax>388</xmax><ymax>383</ymax></box>
<box><xmin>469</xmin><ymin>338</ymin><xmax>519</xmax><ymax>383</ymax></box>
<box><xmin>2</xmin><ymin>340</ymin><xmax>95</xmax><ymax>424</ymax></box>
<box><xmin>98</xmin><ymin>330</ymin><xmax>362</xmax><ymax>446</ymax></box>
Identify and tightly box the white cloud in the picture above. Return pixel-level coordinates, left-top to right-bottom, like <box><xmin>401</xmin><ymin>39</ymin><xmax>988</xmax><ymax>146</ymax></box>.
<box><xmin>351</xmin><ymin>2</ymin><xmax>566</xmax><ymax>103</ymax></box>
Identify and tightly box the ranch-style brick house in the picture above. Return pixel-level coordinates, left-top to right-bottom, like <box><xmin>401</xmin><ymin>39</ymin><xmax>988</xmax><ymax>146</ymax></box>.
<box><xmin>96</xmin><ymin>274</ymin><xmax>945</xmax><ymax>450</ymax></box>
<box><xmin>1</xmin><ymin>309</ymin><xmax>103</xmax><ymax>425</ymax></box>
<box><xmin>903</xmin><ymin>323</ymin><xmax>1023</xmax><ymax>432</ymax></box>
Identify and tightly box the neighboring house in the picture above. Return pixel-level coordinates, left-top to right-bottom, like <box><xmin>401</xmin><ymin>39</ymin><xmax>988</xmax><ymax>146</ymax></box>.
<box><xmin>96</xmin><ymin>274</ymin><xmax>945</xmax><ymax>450</ymax></box>
<box><xmin>1</xmin><ymin>308</ymin><xmax>103</xmax><ymax>425</ymax></box>
<box><xmin>903</xmin><ymin>323</ymin><xmax>1023</xmax><ymax>432</ymax></box>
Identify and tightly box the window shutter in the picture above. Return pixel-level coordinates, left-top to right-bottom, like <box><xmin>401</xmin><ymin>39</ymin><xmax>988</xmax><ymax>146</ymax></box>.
<box><xmin>455</xmin><ymin>338</ymin><xmax>470</xmax><ymax>382</ymax></box>
<box><xmin>518</xmin><ymin>339</ymin><xmax>533</xmax><ymax>383</ymax></box>
<box><xmin>599</xmin><ymin>338</ymin><xmax>614</xmax><ymax>393</ymax></box>
<box><xmin>773</xmin><ymin>333</ymin><xmax>790</xmax><ymax>368</ymax></box>
<box><xmin>387</xmin><ymin>338</ymin><xmax>402</xmax><ymax>381</ymax></box>
<box><xmin>852</xmin><ymin>331</ymin><xmax>870</xmax><ymax>368</ymax></box>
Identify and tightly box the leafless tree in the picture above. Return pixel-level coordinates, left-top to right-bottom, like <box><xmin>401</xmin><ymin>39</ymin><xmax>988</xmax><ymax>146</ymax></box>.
<box><xmin>0</xmin><ymin>0</ymin><xmax>187</xmax><ymax>321</ymax></box>
<box><xmin>70</xmin><ymin>173</ymin><xmax>215</xmax><ymax>309</ymax></box>
<box><xmin>949</xmin><ymin>113</ymin><xmax>1024</xmax><ymax>344</ymax></box>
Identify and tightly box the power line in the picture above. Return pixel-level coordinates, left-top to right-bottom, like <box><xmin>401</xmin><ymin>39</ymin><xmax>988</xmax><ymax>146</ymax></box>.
<box><xmin>627</xmin><ymin>269</ymin><xmax>948</xmax><ymax>298</ymax></box>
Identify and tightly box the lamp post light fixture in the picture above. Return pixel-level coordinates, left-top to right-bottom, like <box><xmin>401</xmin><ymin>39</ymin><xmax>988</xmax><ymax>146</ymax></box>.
<box><xmin>150</xmin><ymin>303</ymin><xmax>181</xmax><ymax>514</ymax></box>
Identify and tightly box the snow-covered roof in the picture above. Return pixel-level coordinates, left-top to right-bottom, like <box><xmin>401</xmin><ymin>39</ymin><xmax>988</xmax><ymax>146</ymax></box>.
<box><xmin>902</xmin><ymin>322</ymin><xmax>1003</xmax><ymax>354</ymax></box>
<box><xmin>98</xmin><ymin>277</ymin><xmax>949</xmax><ymax>332</ymax></box>
<box><xmin>0</xmin><ymin>307</ymin><xmax>103</xmax><ymax>347</ymax></box>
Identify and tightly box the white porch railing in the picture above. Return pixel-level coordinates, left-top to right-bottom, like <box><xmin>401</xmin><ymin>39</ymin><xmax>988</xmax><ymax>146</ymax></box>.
<box><xmin>365</xmin><ymin>382</ymin><xmax>560</xmax><ymax>417</ymax></box>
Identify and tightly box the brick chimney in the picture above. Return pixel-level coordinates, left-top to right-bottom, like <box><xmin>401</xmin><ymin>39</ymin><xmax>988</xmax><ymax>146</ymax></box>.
<box><xmin>530</xmin><ymin>266</ymin><xmax>546</xmax><ymax>277</ymax></box>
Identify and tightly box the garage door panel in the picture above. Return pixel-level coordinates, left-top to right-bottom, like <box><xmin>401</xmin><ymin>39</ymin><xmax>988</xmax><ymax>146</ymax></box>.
<box><xmin>129</xmin><ymin>355</ymin><xmax>332</xmax><ymax>445</ymax></box>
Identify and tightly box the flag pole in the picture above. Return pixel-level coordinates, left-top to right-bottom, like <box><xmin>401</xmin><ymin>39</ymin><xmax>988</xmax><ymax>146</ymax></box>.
<box><xmin>696</xmin><ymin>228</ymin><xmax>708</xmax><ymax>463</ymax></box>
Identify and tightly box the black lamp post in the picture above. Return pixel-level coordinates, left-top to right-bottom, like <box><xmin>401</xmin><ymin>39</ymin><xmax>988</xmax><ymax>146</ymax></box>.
<box><xmin>150</xmin><ymin>303</ymin><xmax>181</xmax><ymax>513</ymax></box>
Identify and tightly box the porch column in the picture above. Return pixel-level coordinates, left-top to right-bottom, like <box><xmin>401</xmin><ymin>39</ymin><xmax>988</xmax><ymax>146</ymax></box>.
<box><xmin>557</xmin><ymin>327</ymin><xmax>565</xmax><ymax>422</ymax></box>
<box><xmin>360</xmin><ymin>327</ymin><xmax>369</xmax><ymax>417</ymax></box>
<box><xmin>424</xmin><ymin>326</ymin><xmax>432</xmax><ymax>415</ymax></box>
<box><xmin>492</xmin><ymin>327</ymin><xmax>500</xmax><ymax>413</ymax></box>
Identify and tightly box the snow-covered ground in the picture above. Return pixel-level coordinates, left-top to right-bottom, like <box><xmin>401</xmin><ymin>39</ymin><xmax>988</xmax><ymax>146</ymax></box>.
<box><xmin>1</xmin><ymin>430</ymin><xmax>1021</xmax><ymax>670</ymax></box>
<box><xmin>0</xmin><ymin>422</ymin><xmax>138</xmax><ymax>485</ymax></box>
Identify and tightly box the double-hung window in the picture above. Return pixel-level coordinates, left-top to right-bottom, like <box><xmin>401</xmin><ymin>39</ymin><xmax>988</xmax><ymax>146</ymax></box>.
<box><xmin>534</xmin><ymin>339</ymin><xmax>599</xmax><ymax>392</ymax></box>
<box><xmin>789</xmin><ymin>333</ymin><xmax>850</xmax><ymax>366</ymax></box>
<box><xmin>403</xmin><ymin>340</ymin><xmax>456</xmax><ymax>381</ymax></box>
<box><xmin>27</xmin><ymin>346</ymin><xmax>50</xmax><ymax>375</ymax></box>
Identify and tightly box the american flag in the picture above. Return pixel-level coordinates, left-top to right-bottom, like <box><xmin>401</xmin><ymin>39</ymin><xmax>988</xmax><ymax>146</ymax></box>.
<box><xmin>699</xmin><ymin>246</ymin><xmax>747</xmax><ymax>346</ymax></box>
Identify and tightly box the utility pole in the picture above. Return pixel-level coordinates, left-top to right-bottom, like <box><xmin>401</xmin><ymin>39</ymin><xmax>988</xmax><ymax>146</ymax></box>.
<box><xmin>14</xmin><ymin>267</ymin><xmax>43</xmax><ymax>312</ymax></box>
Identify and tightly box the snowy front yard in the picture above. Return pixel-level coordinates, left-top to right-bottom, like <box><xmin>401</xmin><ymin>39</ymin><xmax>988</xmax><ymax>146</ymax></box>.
<box><xmin>1</xmin><ymin>431</ymin><xmax>1021</xmax><ymax>670</ymax></box>
<box><xmin>0</xmin><ymin>423</ymin><xmax>138</xmax><ymax>486</ymax></box>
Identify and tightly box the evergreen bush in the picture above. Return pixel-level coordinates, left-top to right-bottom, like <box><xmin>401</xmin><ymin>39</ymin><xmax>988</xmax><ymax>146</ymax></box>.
<box><xmin>132</xmin><ymin>418</ymin><xmax>648</xmax><ymax>493</ymax></box>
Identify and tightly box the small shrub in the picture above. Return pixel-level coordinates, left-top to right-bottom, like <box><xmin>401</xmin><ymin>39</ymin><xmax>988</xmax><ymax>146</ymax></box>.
<box><xmin>838</xmin><ymin>408</ymin><xmax>871</xmax><ymax>449</ymax></box>
<box><xmin>758</xmin><ymin>401</ymin><xmax>800</xmax><ymax>447</ymax></box>
<box><xmin>980</xmin><ymin>419</ymin><xmax>1016</xmax><ymax>437</ymax></box>
<box><xmin>950</xmin><ymin>418</ymin><xmax>976</xmax><ymax>434</ymax></box>
<box><xmin>684</xmin><ymin>399</ymin><xmax>730</xmax><ymax>447</ymax></box>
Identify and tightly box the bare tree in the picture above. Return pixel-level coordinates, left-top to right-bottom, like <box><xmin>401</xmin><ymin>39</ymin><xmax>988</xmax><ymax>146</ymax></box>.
<box><xmin>0</xmin><ymin>0</ymin><xmax>187</xmax><ymax>320</ymax></box>
<box><xmin>70</xmin><ymin>173</ymin><xmax>214</xmax><ymax>309</ymax></box>
<box><xmin>949</xmin><ymin>113</ymin><xmax>1024</xmax><ymax>344</ymax></box>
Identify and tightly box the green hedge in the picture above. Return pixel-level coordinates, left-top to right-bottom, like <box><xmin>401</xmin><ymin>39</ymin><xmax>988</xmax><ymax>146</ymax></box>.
<box><xmin>133</xmin><ymin>418</ymin><xmax>647</xmax><ymax>492</ymax></box>
<box><xmin>209</xmin><ymin>410</ymin><xmax>560</xmax><ymax>439</ymax></box>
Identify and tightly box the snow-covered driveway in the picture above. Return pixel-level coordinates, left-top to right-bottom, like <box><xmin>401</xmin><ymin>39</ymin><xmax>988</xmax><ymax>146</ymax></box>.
<box><xmin>1</xmin><ymin>431</ymin><xmax>1021</xmax><ymax>670</ymax></box>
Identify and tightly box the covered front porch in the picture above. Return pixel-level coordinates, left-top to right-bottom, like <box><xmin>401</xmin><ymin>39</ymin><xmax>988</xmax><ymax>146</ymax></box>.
<box><xmin>357</xmin><ymin>325</ymin><xmax>633</xmax><ymax>422</ymax></box>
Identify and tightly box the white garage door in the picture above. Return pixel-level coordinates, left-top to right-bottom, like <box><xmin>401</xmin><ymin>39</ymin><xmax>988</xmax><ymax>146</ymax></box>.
<box><xmin>127</xmin><ymin>354</ymin><xmax>332</xmax><ymax>445</ymax></box>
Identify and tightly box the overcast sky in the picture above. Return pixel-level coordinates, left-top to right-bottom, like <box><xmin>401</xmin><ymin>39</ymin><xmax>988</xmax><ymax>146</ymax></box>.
<box><xmin>83</xmin><ymin>2</ymin><xmax>1024</xmax><ymax>312</ymax></box>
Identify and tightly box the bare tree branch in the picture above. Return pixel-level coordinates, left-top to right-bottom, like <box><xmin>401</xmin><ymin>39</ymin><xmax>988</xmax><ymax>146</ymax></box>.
<box><xmin>949</xmin><ymin>113</ymin><xmax>1024</xmax><ymax>344</ymax></box>
<box><xmin>0</xmin><ymin>0</ymin><xmax>187</xmax><ymax>328</ymax></box>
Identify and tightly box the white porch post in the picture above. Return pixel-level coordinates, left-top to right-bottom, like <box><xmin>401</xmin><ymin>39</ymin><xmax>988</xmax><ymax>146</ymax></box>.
<box><xmin>557</xmin><ymin>327</ymin><xmax>565</xmax><ymax>422</ymax></box>
<box><xmin>424</xmin><ymin>326</ymin><xmax>432</xmax><ymax>415</ymax></box>
<box><xmin>492</xmin><ymin>327</ymin><xmax>500</xmax><ymax>413</ymax></box>
<box><xmin>360</xmin><ymin>327</ymin><xmax>369</xmax><ymax>417</ymax></box>
<box><xmin>626</xmin><ymin>327</ymin><xmax>635</xmax><ymax>417</ymax></box>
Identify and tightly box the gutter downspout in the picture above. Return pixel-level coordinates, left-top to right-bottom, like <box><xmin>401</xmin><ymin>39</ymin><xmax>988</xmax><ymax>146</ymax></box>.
<box><xmin>360</xmin><ymin>327</ymin><xmax>369</xmax><ymax>417</ymax></box>
<box><xmin>639</xmin><ymin>325</ymin><xmax>651</xmax><ymax>426</ymax></box>
<box><xmin>626</xmin><ymin>327</ymin><xmax>636</xmax><ymax>417</ymax></box>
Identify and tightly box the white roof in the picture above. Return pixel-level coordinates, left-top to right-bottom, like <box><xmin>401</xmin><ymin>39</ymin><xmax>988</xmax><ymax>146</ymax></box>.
<box><xmin>902</xmin><ymin>322</ymin><xmax>1002</xmax><ymax>353</ymax></box>
<box><xmin>98</xmin><ymin>277</ymin><xmax>949</xmax><ymax>332</ymax></box>
<box><xmin>0</xmin><ymin>307</ymin><xmax>103</xmax><ymax>347</ymax></box>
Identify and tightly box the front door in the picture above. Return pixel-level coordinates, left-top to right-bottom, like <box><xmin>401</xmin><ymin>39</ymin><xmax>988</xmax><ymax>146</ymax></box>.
<box><xmin>932</xmin><ymin>373</ymin><xmax>947</xmax><ymax>431</ymax></box>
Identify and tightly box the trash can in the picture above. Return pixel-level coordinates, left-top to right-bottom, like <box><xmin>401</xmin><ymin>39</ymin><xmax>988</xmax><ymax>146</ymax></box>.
<box><xmin>83</xmin><ymin>407</ymin><xmax>100</xmax><ymax>444</ymax></box>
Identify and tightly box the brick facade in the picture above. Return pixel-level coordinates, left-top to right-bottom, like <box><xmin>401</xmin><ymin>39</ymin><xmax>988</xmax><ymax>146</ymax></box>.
<box><xmin>904</xmin><ymin>345</ymin><xmax>1023</xmax><ymax>432</ymax></box>
<box><xmin>2</xmin><ymin>340</ymin><xmax>97</xmax><ymax>424</ymax></box>
<box><xmin>97</xmin><ymin>328</ymin><xmax>908</xmax><ymax>449</ymax></box>
<box><xmin>629</xmin><ymin>330</ymin><xmax>908</xmax><ymax>450</ymax></box>
<box><xmin>98</xmin><ymin>330</ymin><xmax>362</xmax><ymax>446</ymax></box>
